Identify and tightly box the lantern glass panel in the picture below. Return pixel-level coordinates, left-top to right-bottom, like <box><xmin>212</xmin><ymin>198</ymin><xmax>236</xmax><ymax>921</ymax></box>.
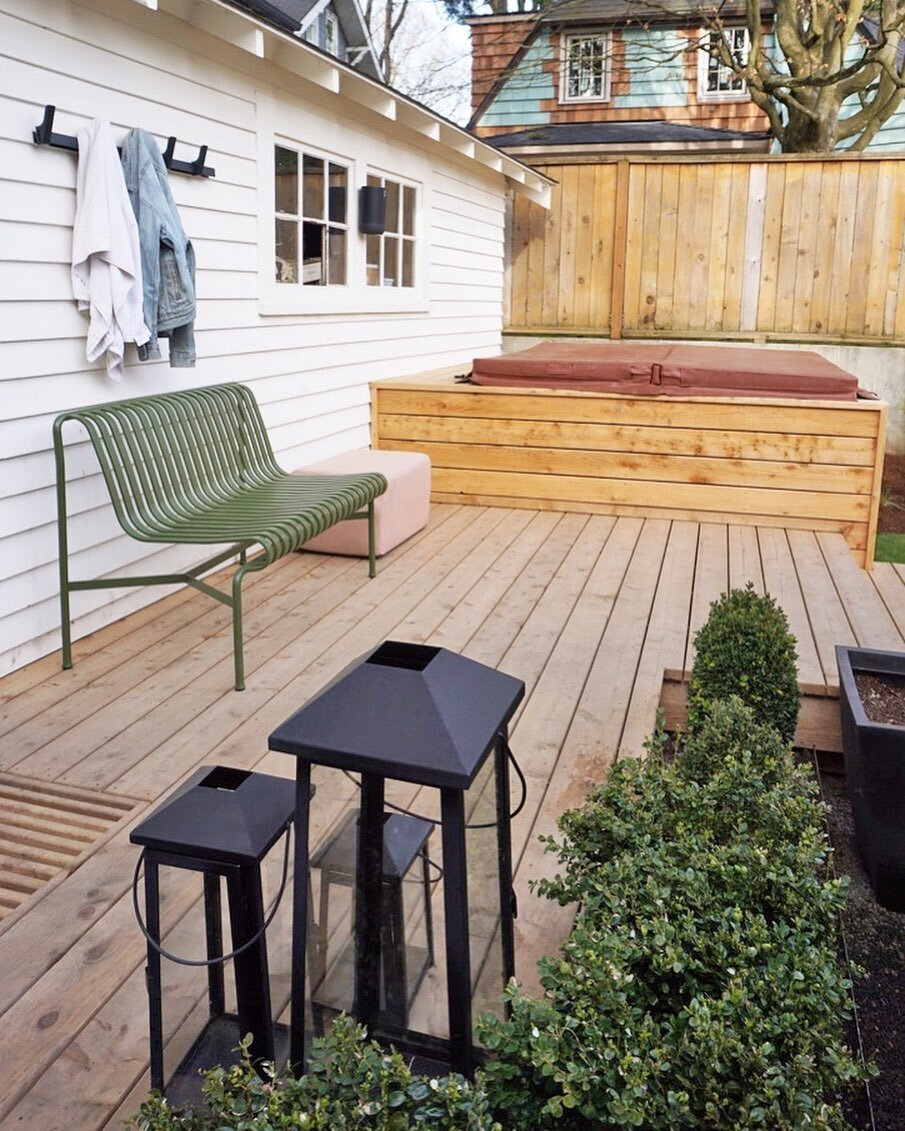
<box><xmin>465</xmin><ymin>752</ymin><xmax>508</xmax><ymax>1028</ymax></box>
<box><xmin>306</xmin><ymin>770</ymin><xmax>442</xmax><ymax>1043</ymax></box>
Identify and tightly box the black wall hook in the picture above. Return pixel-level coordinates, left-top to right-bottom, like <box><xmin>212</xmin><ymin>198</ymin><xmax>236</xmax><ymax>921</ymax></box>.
<box><xmin>33</xmin><ymin>105</ymin><xmax>216</xmax><ymax>178</ymax></box>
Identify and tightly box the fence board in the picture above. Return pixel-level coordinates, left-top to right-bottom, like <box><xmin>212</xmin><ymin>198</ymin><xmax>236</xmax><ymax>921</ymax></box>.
<box><xmin>506</xmin><ymin>154</ymin><xmax>905</xmax><ymax>344</ymax></box>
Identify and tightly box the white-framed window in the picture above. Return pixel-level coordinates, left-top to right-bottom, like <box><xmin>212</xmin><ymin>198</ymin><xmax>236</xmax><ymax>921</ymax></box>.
<box><xmin>274</xmin><ymin>144</ymin><xmax>349</xmax><ymax>286</ymax></box>
<box><xmin>698</xmin><ymin>27</ymin><xmax>750</xmax><ymax>100</ymax></box>
<box><xmin>258</xmin><ymin>92</ymin><xmax>430</xmax><ymax>316</ymax></box>
<box><xmin>365</xmin><ymin>174</ymin><xmax>417</xmax><ymax>288</ymax></box>
<box><xmin>324</xmin><ymin>11</ymin><xmax>338</xmax><ymax>55</ymax></box>
<box><xmin>561</xmin><ymin>32</ymin><xmax>612</xmax><ymax>102</ymax></box>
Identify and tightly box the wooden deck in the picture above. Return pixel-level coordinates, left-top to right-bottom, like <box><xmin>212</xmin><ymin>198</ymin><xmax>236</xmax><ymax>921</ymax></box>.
<box><xmin>2</xmin><ymin>504</ymin><xmax>905</xmax><ymax>1130</ymax></box>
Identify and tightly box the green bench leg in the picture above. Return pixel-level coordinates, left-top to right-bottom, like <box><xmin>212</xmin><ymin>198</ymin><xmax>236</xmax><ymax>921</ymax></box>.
<box><xmin>232</xmin><ymin>569</ymin><xmax>246</xmax><ymax>691</ymax></box>
<box><xmin>368</xmin><ymin>500</ymin><xmax>377</xmax><ymax>580</ymax></box>
<box><xmin>54</xmin><ymin>419</ymin><xmax>74</xmax><ymax>671</ymax></box>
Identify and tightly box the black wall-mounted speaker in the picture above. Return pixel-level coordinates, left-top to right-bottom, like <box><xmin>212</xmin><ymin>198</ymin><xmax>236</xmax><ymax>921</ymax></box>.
<box><xmin>359</xmin><ymin>185</ymin><xmax>387</xmax><ymax>234</ymax></box>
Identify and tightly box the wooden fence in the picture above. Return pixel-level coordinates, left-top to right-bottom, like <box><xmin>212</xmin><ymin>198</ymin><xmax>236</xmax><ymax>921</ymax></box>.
<box><xmin>507</xmin><ymin>155</ymin><xmax>905</xmax><ymax>345</ymax></box>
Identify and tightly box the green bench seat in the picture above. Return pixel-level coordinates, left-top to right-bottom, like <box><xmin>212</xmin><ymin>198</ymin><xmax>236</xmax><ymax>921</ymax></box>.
<box><xmin>53</xmin><ymin>383</ymin><xmax>387</xmax><ymax>689</ymax></box>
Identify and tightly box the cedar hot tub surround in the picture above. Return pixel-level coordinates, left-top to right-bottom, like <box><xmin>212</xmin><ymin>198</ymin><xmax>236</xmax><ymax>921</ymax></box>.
<box><xmin>371</xmin><ymin>362</ymin><xmax>887</xmax><ymax>569</ymax></box>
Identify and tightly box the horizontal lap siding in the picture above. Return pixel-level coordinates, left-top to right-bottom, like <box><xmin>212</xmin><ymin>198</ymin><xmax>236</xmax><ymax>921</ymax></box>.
<box><xmin>0</xmin><ymin>0</ymin><xmax>510</xmax><ymax>674</ymax></box>
<box><xmin>373</xmin><ymin>381</ymin><xmax>887</xmax><ymax>567</ymax></box>
<box><xmin>509</xmin><ymin>155</ymin><xmax>905</xmax><ymax>343</ymax></box>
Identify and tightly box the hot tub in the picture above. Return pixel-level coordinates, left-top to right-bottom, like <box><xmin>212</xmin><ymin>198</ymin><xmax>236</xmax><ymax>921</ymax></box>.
<box><xmin>470</xmin><ymin>343</ymin><xmax>868</xmax><ymax>401</ymax></box>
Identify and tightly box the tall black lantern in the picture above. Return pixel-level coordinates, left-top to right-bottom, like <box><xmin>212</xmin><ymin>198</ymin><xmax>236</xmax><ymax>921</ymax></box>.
<box><xmin>268</xmin><ymin>640</ymin><xmax>525</xmax><ymax>1075</ymax></box>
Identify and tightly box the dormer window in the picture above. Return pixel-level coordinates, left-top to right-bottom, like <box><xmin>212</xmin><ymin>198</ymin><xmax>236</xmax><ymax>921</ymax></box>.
<box><xmin>699</xmin><ymin>27</ymin><xmax>750</xmax><ymax>100</ymax></box>
<box><xmin>325</xmin><ymin>11</ymin><xmax>338</xmax><ymax>55</ymax></box>
<box><xmin>561</xmin><ymin>32</ymin><xmax>612</xmax><ymax>102</ymax></box>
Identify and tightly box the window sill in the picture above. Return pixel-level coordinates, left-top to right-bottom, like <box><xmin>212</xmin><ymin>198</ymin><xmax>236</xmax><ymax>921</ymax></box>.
<box><xmin>697</xmin><ymin>91</ymin><xmax>750</xmax><ymax>103</ymax></box>
<box><xmin>559</xmin><ymin>95</ymin><xmax>611</xmax><ymax>105</ymax></box>
<box><xmin>259</xmin><ymin>286</ymin><xmax>430</xmax><ymax>317</ymax></box>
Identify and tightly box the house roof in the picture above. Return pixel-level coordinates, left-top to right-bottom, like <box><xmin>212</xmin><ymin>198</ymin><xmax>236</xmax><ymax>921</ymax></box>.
<box><xmin>483</xmin><ymin>120</ymin><xmax>772</xmax><ymax>156</ymax></box>
<box><xmin>858</xmin><ymin>16</ymin><xmax>905</xmax><ymax>73</ymax></box>
<box><xmin>225</xmin><ymin>0</ymin><xmax>382</xmax><ymax>79</ymax></box>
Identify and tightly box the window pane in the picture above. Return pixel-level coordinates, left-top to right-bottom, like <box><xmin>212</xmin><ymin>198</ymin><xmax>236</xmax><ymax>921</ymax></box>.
<box><xmin>328</xmin><ymin>227</ymin><xmax>346</xmax><ymax>285</ymax></box>
<box><xmin>402</xmin><ymin>186</ymin><xmax>415</xmax><ymax>236</ymax></box>
<box><xmin>383</xmin><ymin>236</ymin><xmax>398</xmax><ymax>285</ymax></box>
<box><xmin>328</xmin><ymin>164</ymin><xmax>347</xmax><ymax>222</ymax></box>
<box><xmin>568</xmin><ymin>36</ymin><xmax>605</xmax><ymax>98</ymax></box>
<box><xmin>385</xmin><ymin>180</ymin><xmax>400</xmax><ymax>234</ymax></box>
<box><xmin>402</xmin><ymin>240</ymin><xmax>414</xmax><ymax>287</ymax></box>
<box><xmin>366</xmin><ymin>234</ymin><xmax>381</xmax><ymax>286</ymax></box>
<box><xmin>303</xmin><ymin>154</ymin><xmax>325</xmax><ymax>219</ymax></box>
<box><xmin>275</xmin><ymin>146</ymin><xmax>298</xmax><ymax>215</ymax></box>
<box><xmin>302</xmin><ymin>220</ymin><xmax>324</xmax><ymax>284</ymax></box>
<box><xmin>275</xmin><ymin>218</ymin><xmax>298</xmax><ymax>283</ymax></box>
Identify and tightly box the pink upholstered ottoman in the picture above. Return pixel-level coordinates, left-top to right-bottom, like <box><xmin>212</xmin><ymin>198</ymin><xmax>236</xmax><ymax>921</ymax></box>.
<box><xmin>295</xmin><ymin>450</ymin><xmax>431</xmax><ymax>557</ymax></box>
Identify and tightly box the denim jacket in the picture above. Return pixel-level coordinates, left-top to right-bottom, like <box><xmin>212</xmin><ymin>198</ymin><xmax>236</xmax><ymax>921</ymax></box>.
<box><xmin>121</xmin><ymin>128</ymin><xmax>196</xmax><ymax>366</ymax></box>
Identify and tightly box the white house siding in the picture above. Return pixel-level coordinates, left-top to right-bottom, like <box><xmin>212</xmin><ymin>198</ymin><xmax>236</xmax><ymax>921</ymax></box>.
<box><xmin>0</xmin><ymin>0</ymin><xmax>514</xmax><ymax>676</ymax></box>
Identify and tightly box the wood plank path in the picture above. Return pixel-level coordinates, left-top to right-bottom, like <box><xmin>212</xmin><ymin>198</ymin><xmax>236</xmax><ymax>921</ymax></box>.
<box><xmin>1</xmin><ymin>505</ymin><xmax>905</xmax><ymax>1131</ymax></box>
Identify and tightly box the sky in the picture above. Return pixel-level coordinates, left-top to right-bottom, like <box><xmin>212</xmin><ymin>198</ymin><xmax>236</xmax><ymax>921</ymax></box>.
<box><xmin>370</xmin><ymin>0</ymin><xmax>474</xmax><ymax>124</ymax></box>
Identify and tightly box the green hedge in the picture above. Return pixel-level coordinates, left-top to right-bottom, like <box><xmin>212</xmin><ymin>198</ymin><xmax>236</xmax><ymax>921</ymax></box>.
<box><xmin>128</xmin><ymin>1015</ymin><xmax>500</xmax><ymax>1131</ymax></box>
<box><xmin>688</xmin><ymin>584</ymin><xmax>800</xmax><ymax>744</ymax></box>
<box><xmin>478</xmin><ymin>699</ymin><xmax>865</xmax><ymax>1129</ymax></box>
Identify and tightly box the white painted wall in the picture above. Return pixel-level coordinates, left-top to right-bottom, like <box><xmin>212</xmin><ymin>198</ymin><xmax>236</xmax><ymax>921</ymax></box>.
<box><xmin>0</xmin><ymin>0</ymin><xmax>516</xmax><ymax>676</ymax></box>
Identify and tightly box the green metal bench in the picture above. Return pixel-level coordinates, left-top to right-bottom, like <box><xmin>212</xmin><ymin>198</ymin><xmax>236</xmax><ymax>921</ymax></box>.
<box><xmin>53</xmin><ymin>383</ymin><xmax>387</xmax><ymax>690</ymax></box>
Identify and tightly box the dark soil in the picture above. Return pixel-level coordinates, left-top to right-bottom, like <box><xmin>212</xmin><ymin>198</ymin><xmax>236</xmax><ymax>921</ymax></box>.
<box><xmin>878</xmin><ymin>453</ymin><xmax>905</xmax><ymax>534</ymax></box>
<box><xmin>854</xmin><ymin>671</ymin><xmax>905</xmax><ymax>726</ymax></box>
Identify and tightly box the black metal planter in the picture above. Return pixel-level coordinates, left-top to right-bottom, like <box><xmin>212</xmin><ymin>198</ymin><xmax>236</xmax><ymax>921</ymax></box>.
<box><xmin>836</xmin><ymin>645</ymin><xmax>905</xmax><ymax>911</ymax></box>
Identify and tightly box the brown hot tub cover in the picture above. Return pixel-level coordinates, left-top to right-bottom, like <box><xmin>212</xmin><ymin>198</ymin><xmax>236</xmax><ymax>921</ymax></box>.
<box><xmin>471</xmin><ymin>343</ymin><xmax>867</xmax><ymax>400</ymax></box>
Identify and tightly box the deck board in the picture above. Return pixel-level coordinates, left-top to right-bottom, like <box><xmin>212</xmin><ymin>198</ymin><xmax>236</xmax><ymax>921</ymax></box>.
<box><xmin>0</xmin><ymin>503</ymin><xmax>896</xmax><ymax>1129</ymax></box>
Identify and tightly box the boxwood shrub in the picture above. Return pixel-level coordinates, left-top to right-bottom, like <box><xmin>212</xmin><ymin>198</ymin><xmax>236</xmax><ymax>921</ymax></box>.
<box><xmin>688</xmin><ymin>584</ymin><xmax>800</xmax><ymax>743</ymax></box>
<box><xmin>128</xmin><ymin>1014</ymin><xmax>501</xmax><ymax>1131</ymax></box>
<box><xmin>478</xmin><ymin>699</ymin><xmax>865</xmax><ymax>1130</ymax></box>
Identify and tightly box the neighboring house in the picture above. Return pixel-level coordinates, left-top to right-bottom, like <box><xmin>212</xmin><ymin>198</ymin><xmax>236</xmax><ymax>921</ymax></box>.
<box><xmin>468</xmin><ymin>0</ymin><xmax>774</xmax><ymax>158</ymax></box>
<box><xmin>468</xmin><ymin>0</ymin><xmax>905</xmax><ymax>158</ymax></box>
<box><xmin>230</xmin><ymin>0</ymin><xmax>383</xmax><ymax>79</ymax></box>
<box><xmin>0</xmin><ymin>0</ymin><xmax>549</xmax><ymax>677</ymax></box>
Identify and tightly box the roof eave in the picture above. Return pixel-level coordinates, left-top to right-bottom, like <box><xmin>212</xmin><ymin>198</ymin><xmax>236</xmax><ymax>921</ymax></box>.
<box><xmin>139</xmin><ymin>0</ymin><xmax>552</xmax><ymax>202</ymax></box>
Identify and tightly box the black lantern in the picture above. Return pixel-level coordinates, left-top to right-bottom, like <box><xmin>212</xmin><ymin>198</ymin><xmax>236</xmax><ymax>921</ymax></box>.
<box><xmin>268</xmin><ymin>640</ymin><xmax>525</xmax><ymax>1075</ymax></box>
<box><xmin>130</xmin><ymin>766</ymin><xmax>295</xmax><ymax>1101</ymax></box>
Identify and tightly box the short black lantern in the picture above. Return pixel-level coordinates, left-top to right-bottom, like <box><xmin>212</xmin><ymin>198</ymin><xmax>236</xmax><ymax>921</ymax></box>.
<box><xmin>268</xmin><ymin>640</ymin><xmax>525</xmax><ymax>1075</ymax></box>
<box><xmin>130</xmin><ymin>766</ymin><xmax>295</xmax><ymax>1101</ymax></box>
<box><xmin>359</xmin><ymin>184</ymin><xmax>387</xmax><ymax>234</ymax></box>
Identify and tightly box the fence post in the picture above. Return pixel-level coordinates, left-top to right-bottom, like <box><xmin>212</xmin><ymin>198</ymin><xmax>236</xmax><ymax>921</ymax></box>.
<box><xmin>610</xmin><ymin>160</ymin><xmax>630</xmax><ymax>340</ymax></box>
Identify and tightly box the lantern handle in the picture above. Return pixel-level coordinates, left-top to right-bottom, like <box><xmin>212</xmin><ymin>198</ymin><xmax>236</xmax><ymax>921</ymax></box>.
<box><xmin>130</xmin><ymin>828</ymin><xmax>292</xmax><ymax>967</ymax></box>
<box><xmin>341</xmin><ymin>732</ymin><xmax>528</xmax><ymax>830</ymax></box>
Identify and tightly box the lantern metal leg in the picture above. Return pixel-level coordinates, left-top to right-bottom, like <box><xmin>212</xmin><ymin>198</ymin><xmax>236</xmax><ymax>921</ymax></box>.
<box><xmin>354</xmin><ymin>773</ymin><xmax>385</xmax><ymax>1028</ymax></box>
<box><xmin>226</xmin><ymin>864</ymin><xmax>275</xmax><ymax>1068</ymax></box>
<box><xmin>203</xmin><ymin>872</ymin><xmax>226</xmax><ymax>1019</ymax></box>
<box><xmin>290</xmin><ymin>763</ymin><xmax>312</xmax><ymax>1072</ymax></box>
<box><xmin>144</xmin><ymin>855</ymin><xmax>165</xmax><ymax>1095</ymax></box>
<box><xmin>440</xmin><ymin>787</ymin><xmax>473</xmax><ymax>1076</ymax></box>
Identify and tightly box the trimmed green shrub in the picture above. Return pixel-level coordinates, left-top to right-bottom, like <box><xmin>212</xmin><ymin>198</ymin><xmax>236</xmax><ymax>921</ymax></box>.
<box><xmin>478</xmin><ymin>702</ymin><xmax>865</xmax><ymax>1130</ymax></box>
<box><xmin>127</xmin><ymin>1015</ymin><xmax>501</xmax><ymax>1130</ymax></box>
<box><xmin>688</xmin><ymin>583</ymin><xmax>800</xmax><ymax>743</ymax></box>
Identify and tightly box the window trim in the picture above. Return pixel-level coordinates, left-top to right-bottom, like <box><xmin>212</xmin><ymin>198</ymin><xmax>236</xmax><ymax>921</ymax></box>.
<box><xmin>365</xmin><ymin>172</ymin><xmax>418</xmax><ymax>290</ymax></box>
<box><xmin>257</xmin><ymin>104</ymin><xmax>430</xmax><ymax>317</ymax></box>
<box><xmin>274</xmin><ymin>143</ymin><xmax>350</xmax><ymax>288</ymax></box>
<box><xmin>559</xmin><ymin>30</ymin><xmax>612</xmax><ymax>104</ymax></box>
<box><xmin>697</xmin><ymin>26</ymin><xmax>751</xmax><ymax>102</ymax></box>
